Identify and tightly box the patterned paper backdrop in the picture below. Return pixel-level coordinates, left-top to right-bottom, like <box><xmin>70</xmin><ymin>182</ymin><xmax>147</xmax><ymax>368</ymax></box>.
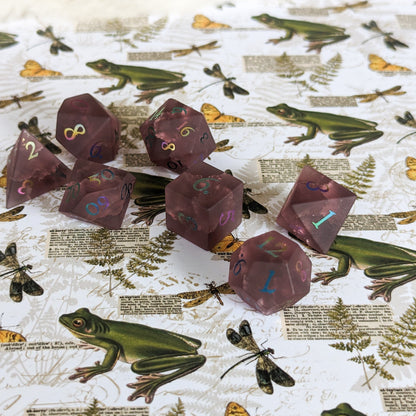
<box><xmin>1</xmin><ymin>1</ymin><xmax>416</xmax><ymax>415</ymax></box>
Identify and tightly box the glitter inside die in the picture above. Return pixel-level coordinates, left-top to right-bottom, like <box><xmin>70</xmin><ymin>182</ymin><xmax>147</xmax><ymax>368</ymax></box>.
<box><xmin>140</xmin><ymin>98</ymin><xmax>216</xmax><ymax>173</ymax></box>
<box><xmin>228</xmin><ymin>231</ymin><xmax>311</xmax><ymax>315</ymax></box>
<box><xmin>59</xmin><ymin>159</ymin><xmax>135</xmax><ymax>229</ymax></box>
<box><xmin>165</xmin><ymin>162</ymin><xmax>243</xmax><ymax>250</ymax></box>
<box><xmin>276</xmin><ymin>166</ymin><xmax>356</xmax><ymax>253</ymax></box>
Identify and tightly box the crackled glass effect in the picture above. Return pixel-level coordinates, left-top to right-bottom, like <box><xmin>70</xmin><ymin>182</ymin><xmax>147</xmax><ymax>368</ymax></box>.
<box><xmin>140</xmin><ymin>98</ymin><xmax>216</xmax><ymax>173</ymax></box>
<box><xmin>165</xmin><ymin>162</ymin><xmax>243</xmax><ymax>250</ymax></box>
<box><xmin>228</xmin><ymin>231</ymin><xmax>311</xmax><ymax>315</ymax></box>
<box><xmin>59</xmin><ymin>159</ymin><xmax>135</xmax><ymax>229</ymax></box>
<box><xmin>56</xmin><ymin>93</ymin><xmax>120</xmax><ymax>163</ymax></box>
<box><xmin>6</xmin><ymin>130</ymin><xmax>71</xmax><ymax>208</ymax></box>
<box><xmin>276</xmin><ymin>166</ymin><xmax>356</xmax><ymax>253</ymax></box>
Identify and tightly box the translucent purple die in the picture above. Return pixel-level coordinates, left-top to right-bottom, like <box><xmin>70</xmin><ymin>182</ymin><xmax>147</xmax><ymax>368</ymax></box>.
<box><xmin>59</xmin><ymin>160</ymin><xmax>135</xmax><ymax>229</ymax></box>
<box><xmin>228</xmin><ymin>231</ymin><xmax>311</xmax><ymax>315</ymax></box>
<box><xmin>6</xmin><ymin>130</ymin><xmax>71</xmax><ymax>208</ymax></box>
<box><xmin>165</xmin><ymin>162</ymin><xmax>243</xmax><ymax>250</ymax></box>
<box><xmin>277</xmin><ymin>166</ymin><xmax>356</xmax><ymax>253</ymax></box>
<box><xmin>140</xmin><ymin>98</ymin><xmax>216</xmax><ymax>173</ymax></box>
<box><xmin>56</xmin><ymin>93</ymin><xmax>120</xmax><ymax>163</ymax></box>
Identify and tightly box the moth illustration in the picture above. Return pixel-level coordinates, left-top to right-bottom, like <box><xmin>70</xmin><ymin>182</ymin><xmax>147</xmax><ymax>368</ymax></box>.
<box><xmin>368</xmin><ymin>54</ymin><xmax>410</xmax><ymax>72</ymax></box>
<box><xmin>224</xmin><ymin>402</ymin><xmax>250</xmax><ymax>416</ymax></box>
<box><xmin>201</xmin><ymin>103</ymin><xmax>245</xmax><ymax>123</ymax></box>
<box><xmin>192</xmin><ymin>15</ymin><xmax>231</xmax><ymax>29</ymax></box>
<box><xmin>20</xmin><ymin>60</ymin><xmax>62</xmax><ymax>77</ymax></box>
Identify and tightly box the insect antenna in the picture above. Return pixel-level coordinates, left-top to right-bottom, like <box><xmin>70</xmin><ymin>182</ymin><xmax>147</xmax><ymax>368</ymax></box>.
<box><xmin>220</xmin><ymin>353</ymin><xmax>259</xmax><ymax>379</ymax></box>
<box><xmin>397</xmin><ymin>131</ymin><xmax>416</xmax><ymax>144</ymax></box>
<box><xmin>198</xmin><ymin>79</ymin><xmax>227</xmax><ymax>92</ymax></box>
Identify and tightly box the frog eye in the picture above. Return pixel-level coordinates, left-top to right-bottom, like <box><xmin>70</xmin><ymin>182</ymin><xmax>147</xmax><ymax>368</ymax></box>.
<box><xmin>277</xmin><ymin>109</ymin><xmax>286</xmax><ymax>114</ymax></box>
<box><xmin>72</xmin><ymin>318</ymin><xmax>85</xmax><ymax>328</ymax></box>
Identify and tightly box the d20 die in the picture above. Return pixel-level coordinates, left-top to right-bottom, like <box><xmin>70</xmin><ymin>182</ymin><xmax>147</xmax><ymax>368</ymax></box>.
<box><xmin>6</xmin><ymin>130</ymin><xmax>71</xmax><ymax>208</ymax></box>
<box><xmin>56</xmin><ymin>93</ymin><xmax>120</xmax><ymax>163</ymax></box>
<box><xmin>277</xmin><ymin>166</ymin><xmax>356</xmax><ymax>254</ymax></box>
<box><xmin>59</xmin><ymin>160</ymin><xmax>135</xmax><ymax>229</ymax></box>
<box><xmin>165</xmin><ymin>162</ymin><xmax>243</xmax><ymax>250</ymax></box>
<box><xmin>140</xmin><ymin>98</ymin><xmax>216</xmax><ymax>173</ymax></box>
<box><xmin>228</xmin><ymin>231</ymin><xmax>311</xmax><ymax>315</ymax></box>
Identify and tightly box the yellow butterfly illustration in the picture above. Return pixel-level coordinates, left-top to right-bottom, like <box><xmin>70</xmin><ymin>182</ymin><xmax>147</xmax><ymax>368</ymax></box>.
<box><xmin>20</xmin><ymin>60</ymin><xmax>62</xmax><ymax>77</ymax></box>
<box><xmin>201</xmin><ymin>103</ymin><xmax>245</xmax><ymax>123</ymax></box>
<box><xmin>0</xmin><ymin>328</ymin><xmax>26</xmax><ymax>343</ymax></box>
<box><xmin>368</xmin><ymin>54</ymin><xmax>411</xmax><ymax>72</ymax></box>
<box><xmin>211</xmin><ymin>234</ymin><xmax>243</xmax><ymax>254</ymax></box>
<box><xmin>192</xmin><ymin>14</ymin><xmax>231</xmax><ymax>29</ymax></box>
<box><xmin>225</xmin><ymin>402</ymin><xmax>251</xmax><ymax>416</ymax></box>
<box><xmin>405</xmin><ymin>156</ymin><xmax>416</xmax><ymax>180</ymax></box>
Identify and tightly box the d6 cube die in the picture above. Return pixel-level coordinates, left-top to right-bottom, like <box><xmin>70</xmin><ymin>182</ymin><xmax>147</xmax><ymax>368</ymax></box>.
<box><xmin>56</xmin><ymin>93</ymin><xmax>120</xmax><ymax>163</ymax></box>
<box><xmin>165</xmin><ymin>162</ymin><xmax>243</xmax><ymax>250</ymax></box>
<box><xmin>229</xmin><ymin>231</ymin><xmax>311</xmax><ymax>315</ymax></box>
<box><xmin>277</xmin><ymin>166</ymin><xmax>356</xmax><ymax>253</ymax></box>
<box><xmin>59</xmin><ymin>160</ymin><xmax>135</xmax><ymax>229</ymax></box>
<box><xmin>140</xmin><ymin>98</ymin><xmax>216</xmax><ymax>173</ymax></box>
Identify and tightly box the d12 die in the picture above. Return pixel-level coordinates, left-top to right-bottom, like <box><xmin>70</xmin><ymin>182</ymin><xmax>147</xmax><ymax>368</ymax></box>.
<box><xmin>229</xmin><ymin>231</ymin><xmax>311</xmax><ymax>315</ymax></box>
<box><xmin>165</xmin><ymin>162</ymin><xmax>243</xmax><ymax>250</ymax></box>
<box><xmin>59</xmin><ymin>160</ymin><xmax>135</xmax><ymax>229</ymax></box>
<box><xmin>6</xmin><ymin>130</ymin><xmax>71</xmax><ymax>208</ymax></box>
<box><xmin>276</xmin><ymin>166</ymin><xmax>356</xmax><ymax>254</ymax></box>
<box><xmin>56</xmin><ymin>93</ymin><xmax>120</xmax><ymax>163</ymax></box>
<box><xmin>140</xmin><ymin>98</ymin><xmax>216</xmax><ymax>173</ymax></box>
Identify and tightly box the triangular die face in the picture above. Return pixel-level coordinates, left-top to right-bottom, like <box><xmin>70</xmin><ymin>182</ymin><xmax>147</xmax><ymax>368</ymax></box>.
<box><xmin>6</xmin><ymin>130</ymin><xmax>71</xmax><ymax>208</ymax></box>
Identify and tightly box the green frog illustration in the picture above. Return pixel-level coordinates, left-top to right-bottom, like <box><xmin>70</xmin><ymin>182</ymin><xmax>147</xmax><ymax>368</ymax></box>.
<box><xmin>86</xmin><ymin>59</ymin><xmax>187</xmax><ymax>103</ymax></box>
<box><xmin>59</xmin><ymin>308</ymin><xmax>206</xmax><ymax>403</ymax></box>
<box><xmin>267</xmin><ymin>103</ymin><xmax>383</xmax><ymax>156</ymax></box>
<box><xmin>321</xmin><ymin>402</ymin><xmax>367</xmax><ymax>416</ymax></box>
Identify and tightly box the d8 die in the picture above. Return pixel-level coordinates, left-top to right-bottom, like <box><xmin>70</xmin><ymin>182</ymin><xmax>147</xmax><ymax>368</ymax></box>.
<box><xmin>59</xmin><ymin>159</ymin><xmax>135</xmax><ymax>229</ymax></box>
<box><xmin>6</xmin><ymin>130</ymin><xmax>71</xmax><ymax>208</ymax></box>
<box><xmin>56</xmin><ymin>93</ymin><xmax>120</xmax><ymax>163</ymax></box>
<box><xmin>277</xmin><ymin>166</ymin><xmax>356</xmax><ymax>253</ymax></box>
<box><xmin>140</xmin><ymin>98</ymin><xmax>216</xmax><ymax>173</ymax></box>
<box><xmin>229</xmin><ymin>231</ymin><xmax>311</xmax><ymax>315</ymax></box>
<box><xmin>165</xmin><ymin>162</ymin><xmax>243</xmax><ymax>250</ymax></box>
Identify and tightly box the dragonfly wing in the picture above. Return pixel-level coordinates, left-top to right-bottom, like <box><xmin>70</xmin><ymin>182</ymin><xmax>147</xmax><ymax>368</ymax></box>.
<box><xmin>266</xmin><ymin>355</ymin><xmax>295</xmax><ymax>387</ymax></box>
<box><xmin>183</xmin><ymin>293</ymin><xmax>211</xmax><ymax>307</ymax></box>
<box><xmin>256</xmin><ymin>357</ymin><xmax>273</xmax><ymax>394</ymax></box>
<box><xmin>22</xmin><ymin>278</ymin><xmax>44</xmax><ymax>296</ymax></box>
<box><xmin>226</xmin><ymin>320</ymin><xmax>260</xmax><ymax>353</ymax></box>
<box><xmin>217</xmin><ymin>282</ymin><xmax>235</xmax><ymax>294</ymax></box>
<box><xmin>9</xmin><ymin>280</ymin><xmax>23</xmax><ymax>302</ymax></box>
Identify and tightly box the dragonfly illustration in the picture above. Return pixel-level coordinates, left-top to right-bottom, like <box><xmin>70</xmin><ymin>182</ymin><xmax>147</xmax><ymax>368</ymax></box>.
<box><xmin>362</xmin><ymin>20</ymin><xmax>408</xmax><ymax>50</ymax></box>
<box><xmin>202</xmin><ymin>63</ymin><xmax>249</xmax><ymax>99</ymax></box>
<box><xmin>396</xmin><ymin>112</ymin><xmax>416</xmax><ymax>144</ymax></box>
<box><xmin>170</xmin><ymin>40</ymin><xmax>220</xmax><ymax>57</ymax></box>
<box><xmin>0</xmin><ymin>243</ymin><xmax>43</xmax><ymax>302</ymax></box>
<box><xmin>177</xmin><ymin>281</ymin><xmax>235</xmax><ymax>307</ymax></box>
<box><xmin>36</xmin><ymin>26</ymin><xmax>73</xmax><ymax>55</ymax></box>
<box><xmin>0</xmin><ymin>90</ymin><xmax>44</xmax><ymax>109</ymax></box>
<box><xmin>353</xmin><ymin>85</ymin><xmax>405</xmax><ymax>103</ymax></box>
<box><xmin>221</xmin><ymin>320</ymin><xmax>295</xmax><ymax>394</ymax></box>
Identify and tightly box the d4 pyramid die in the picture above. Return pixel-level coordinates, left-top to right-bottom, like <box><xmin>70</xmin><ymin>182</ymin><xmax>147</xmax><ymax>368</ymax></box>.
<box><xmin>276</xmin><ymin>166</ymin><xmax>356</xmax><ymax>253</ymax></box>
<box><xmin>56</xmin><ymin>93</ymin><xmax>120</xmax><ymax>163</ymax></box>
<box><xmin>6</xmin><ymin>130</ymin><xmax>71</xmax><ymax>208</ymax></box>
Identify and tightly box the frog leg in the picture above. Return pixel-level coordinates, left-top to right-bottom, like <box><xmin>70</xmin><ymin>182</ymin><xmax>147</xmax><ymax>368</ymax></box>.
<box><xmin>306</xmin><ymin>34</ymin><xmax>350</xmax><ymax>53</ymax></box>
<box><xmin>328</xmin><ymin>130</ymin><xmax>383</xmax><ymax>156</ymax></box>
<box><xmin>363</xmin><ymin>263</ymin><xmax>416</xmax><ymax>302</ymax></box>
<box><xmin>312</xmin><ymin>249</ymin><xmax>352</xmax><ymax>285</ymax></box>
<box><xmin>135</xmin><ymin>81</ymin><xmax>188</xmax><ymax>104</ymax></box>
<box><xmin>285</xmin><ymin>124</ymin><xmax>318</xmax><ymax>145</ymax></box>
<box><xmin>267</xmin><ymin>29</ymin><xmax>294</xmax><ymax>45</ymax></box>
<box><xmin>95</xmin><ymin>75</ymin><xmax>129</xmax><ymax>95</ymax></box>
<box><xmin>127</xmin><ymin>353</ymin><xmax>206</xmax><ymax>403</ymax></box>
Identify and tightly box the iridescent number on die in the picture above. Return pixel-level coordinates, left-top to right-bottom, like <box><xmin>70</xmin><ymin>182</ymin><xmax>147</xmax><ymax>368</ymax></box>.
<box><xmin>150</xmin><ymin>106</ymin><xmax>165</xmax><ymax>120</ymax></box>
<box><xmin>90</xmin><ymin>143</ymin><xmax>103</xmax><ymax>159</ymax></box>
<box><xmin>86</xmin><ymin>196</ymin><xmax>110</xmax><ymax>216</ymax></box>
<box><xmin>24</xmin><ymin>141</ymin><xmax>38</xmax><ymax>160</ymax></box>
<box><xmin>219</xmin><ymin>210</ymin><xmax>235</xmax><ymax>226</ymax></box>
<box><xmin>180</xmin><ymin>126</ymin><xmax>194</xmax><ymax>137</ymax></box>
<box><xmin>260</xmin><ymin>270</ymin><xmax>276</xmax><ymax>294</ymax></box>
<box><xmin>88</xmin><ymin>169</ymin><xmax>115</xmax><ymax>185</ymax></box>
<box><xmin>145</xmin><ymin>127</ymin><xmax>156</xmax><ymax>148</ymax></box>
<box><xmin>64</xmin><ymin>123</ymin><xmax>86</xmax><ymax>141</ymax></box>
<box><xmin>192</xmin><ymin>177</ymin><xmax>219</xmax><ymax>194</ymax></box>
<box><xmin>121</xmin><ymin>183</ymin><xmax>133</xmax><ymax>200</ymax></box>
<box><xmin>17</xmin><ymin>179</ymin><xmax>33</xmax><ymax>195</ymax></box>
<box><xmin>66</xmin><ymin>183</ymin><xmax>80</xmax><ymax>200</ymax></box>
<box><xmin>167</xmin><ymin>160</ymin><xmax>183</xmax><ymax>170</ymax></box>
<box><xmin>171</xmin><ymin>107</ymin><xmax>187</xmax><ymax>114</ymax></box>
<box><xmin>233</xmin><ymin>258</ymin><xmax>246</xmax><ymax>275</ymax></box>
<box><xmin>161</xmin><ymin>141</ymin><xmax>176</xmax><ymax>151</ymax></box>
<box><xmin>312</xmin><ymin>210</ymin><xmax>336</xmax><ymax>229</ymax></box>
<box><xmin>306</xmin><ymin>181</ymin><xmax>329</xmax><ymax>192</ymax></box>
<box><xmin>295</xmin><ymin>260</ymin><xmax>307</xmax><ymax>282</ymax></box>
<box><xmin>177</xmin><ymin>212</ymin><xmax>197</xmax><ymax>230</ymax></box>
<box><xmin>200</xmin><ymin>132</ymin><xmax>209</xmax><ymax>143</ymax></box>
<box><xmin>257</xmin><ymin>236</ymin><xmax>287</xmax><ymax>258</ymax></box>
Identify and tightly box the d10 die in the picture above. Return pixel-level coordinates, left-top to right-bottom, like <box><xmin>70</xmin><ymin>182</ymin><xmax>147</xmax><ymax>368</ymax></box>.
<box><xmin>6</xmin><ymin>130</ymin><xmax>71</xmax><ymax>208</ymax></box>
<box><xmin>165</xmin><ymin>162</ymin><xmax>243</xmax><ymax>250</ymax></box>
<box><xmin>59</xmin><ymin>160</ymin><xmax>135</xmax><ymax>229</ymax></box>
<box><xmin>229</xmin><ymin>231</ymin><xmax>311</xmax><ymax>315</ymax></box>
<box><xmin>140</xmin><ymin>98</ymin><xmax>216</xmax><ymax>173</ymax></box>
<box><xmin>277</xmin><ymin>166</ymin><xmax>356</xmax><ymax>253</ymax></box>
<box><xmin>56</xmin><ymin>93</ymin><xmax>120</xmax><ymax>163</ymax></box>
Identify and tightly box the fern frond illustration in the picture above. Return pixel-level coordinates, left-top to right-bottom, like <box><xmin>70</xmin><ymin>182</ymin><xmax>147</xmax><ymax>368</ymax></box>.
<box><xmin>309</xmin><ymin>53</ymin><xmax>342</xmax><ymax>86</ymax></box>
<box><xmin>341</xmin><ymin>155</ymin><xmax>375</xmax><ymax>198</ymax></box>
<box><xmin>296</xmin><ymin>154</ymin><xmax>317</xmax><ymax>169</ymax></box>
<box><xmin>78</xmin><ymin>398</ymin><xmax>102</xmax><ymax>416</ymax></box>
<box><xmin>84</xmin><ymin>228</ymin><xmax>135</xmax><ymax>296</ymax></box>
<box><xmin>134</xmin><ymin>17</ymin><xmax>168</xmax><ymax>42</ymax></box>
<box><xmin>165</xmin><ymin>397</ymin><xmax>186</xmax><ymax>416</ymax></box>
<box><xmin>327</xmin><ymin>298</ymin><xmax>376</xmax><ymax>389</ymax></box>
<box><xmin>127</xmin><ymin>230</ymin><xmax>177</xmax><ymax>277</ymax></box>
